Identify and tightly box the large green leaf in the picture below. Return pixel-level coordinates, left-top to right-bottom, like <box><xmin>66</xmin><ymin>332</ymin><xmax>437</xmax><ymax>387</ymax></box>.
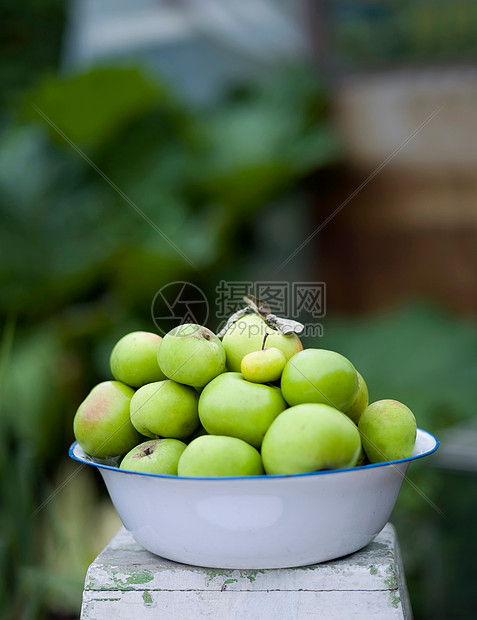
<box><xmin>23</xmin><ymin>67</ymin><xmax>162</xmax><ymax>148</ymax></box>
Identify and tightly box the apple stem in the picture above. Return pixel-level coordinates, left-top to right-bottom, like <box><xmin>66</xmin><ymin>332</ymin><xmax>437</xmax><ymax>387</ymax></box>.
<box><xmin>261</xmin><ymin>333</ymin><xmax>269</xmax><ymax>350</ymax></box>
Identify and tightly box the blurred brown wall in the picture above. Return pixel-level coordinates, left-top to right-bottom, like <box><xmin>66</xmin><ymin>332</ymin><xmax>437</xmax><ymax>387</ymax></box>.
<box><xmin>316</xmin><ymin>68</ymin><xmax>477</xmax><ymax>315</ymax></box>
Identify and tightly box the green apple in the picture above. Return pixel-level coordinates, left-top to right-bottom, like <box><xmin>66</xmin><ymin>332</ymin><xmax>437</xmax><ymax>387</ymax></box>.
<box><xmin>262</xmin><ymin>403</ymin><xmax>362</xmax><ymax>475</ymax></box>
<box><xmin>344</xmin><ymin>371</ymin><xmax>369</xmax><ymax>425</ymax></box>
<box><xmin>157</xmin><ymin>323</ymin><xmax>226</xmax><ymax>388</ymax></box>
<box><xmin>198</xmin><ymin>372</ymin><xmax>287</xmax><ymax>449</ymax></box>
<box><xmin>358</xmin><ymin>399</ymin><xmax>417</xmax><ymax>464</ymax></box>
<box><xmin>281</xmin><ymin>349</ymin><xmax>358</xmax><ymax>411</ymax></box>
<box><xmin>120</xmin><ymin>438</ymin><xmax>186</xmax><ymax>474</ymax></box>
<box><xmin>130</xmin><ymin>380</ymin><xmax>199</xmax><ymax>439</ymax></box>
<box><xmin>178</xmin><ymin>435</ymin><xmax>263</xmax><ymax>477</ymax></box>
<box><xmin>241</xmin><ymin>347</ymin><xmax>287</xmax><ymax>383</ymax></box>
<box><xmin>73</xmin><ymin>381</ymin><xmax>140</xmax><ymax>459</ymax></box>
<box><xmin>110</xmin><ymin>331</ymin><xmax>166</xmax><ymax>388</ymax></box>
<box><xmin>222</xmin><ymin>313</ymin><xmax>302</xmax><ymax>372</ymax></box>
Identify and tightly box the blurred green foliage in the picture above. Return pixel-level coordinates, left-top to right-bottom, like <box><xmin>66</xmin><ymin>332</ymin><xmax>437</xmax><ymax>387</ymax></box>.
<box><xmin>0</xmin><ymin>60</ymin><xmax>339</xmax><ymax>618</ymax></box>
<box><xmin>1</xmin><ymin>65</ymin><xmax>339</xmax><ymax>320</ymax></box>
<box><xmin>332</xmin><ymin>0</ymin><xmax>477</xmax><ymax>69</ymax></box>
<box><xmin>0</xmin><ymin>0</ymin><xmax>65</xmax><ymax>109</ymax></box>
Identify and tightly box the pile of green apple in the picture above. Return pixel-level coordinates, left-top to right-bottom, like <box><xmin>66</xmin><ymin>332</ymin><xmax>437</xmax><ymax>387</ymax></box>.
<box><xmin>73</xmin><ymin>312</ymin><xmax>417</xmax><ymax>477</ymax></box>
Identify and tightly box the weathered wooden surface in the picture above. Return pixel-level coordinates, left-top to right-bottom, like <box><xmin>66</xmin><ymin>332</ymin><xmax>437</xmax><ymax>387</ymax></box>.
<box><xmin>81</xmin><ymin>523</ymin><xmax>412</xmax><ymax>619</ymax></box>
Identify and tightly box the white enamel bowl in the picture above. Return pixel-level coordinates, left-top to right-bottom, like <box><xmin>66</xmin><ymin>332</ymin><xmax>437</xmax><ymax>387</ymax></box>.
<box><xmin>69</xmin><ymin>428</ymin><xmax>438</xmax><ymax>569</ymax></box>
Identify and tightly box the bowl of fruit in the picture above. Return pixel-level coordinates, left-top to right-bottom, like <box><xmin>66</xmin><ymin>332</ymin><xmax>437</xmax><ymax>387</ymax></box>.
<box><xmin>69</xmin><ymin>307</ymin><xmax>438</xmax><ymax>569</ymax></box>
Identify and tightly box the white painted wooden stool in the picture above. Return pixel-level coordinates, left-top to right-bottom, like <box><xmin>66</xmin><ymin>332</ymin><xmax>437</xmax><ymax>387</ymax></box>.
<box><xmin>81</xmin><ymin>523</ymin><xmax>411</xmax><ymax>619</ymax></box>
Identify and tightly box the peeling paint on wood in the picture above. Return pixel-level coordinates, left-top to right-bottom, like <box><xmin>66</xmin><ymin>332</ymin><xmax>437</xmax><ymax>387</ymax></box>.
<box><xmin>81</xmin><ymin>523</ymin><xmax>412</xmax><ymax>619</ymax></box>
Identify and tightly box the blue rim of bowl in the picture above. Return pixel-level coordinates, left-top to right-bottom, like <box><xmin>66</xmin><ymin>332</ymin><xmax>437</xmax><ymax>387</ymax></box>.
<box><xmin>68</xmin><ymin>428</ymin><xmax>439</xmax><ymax>481</ymax></box>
